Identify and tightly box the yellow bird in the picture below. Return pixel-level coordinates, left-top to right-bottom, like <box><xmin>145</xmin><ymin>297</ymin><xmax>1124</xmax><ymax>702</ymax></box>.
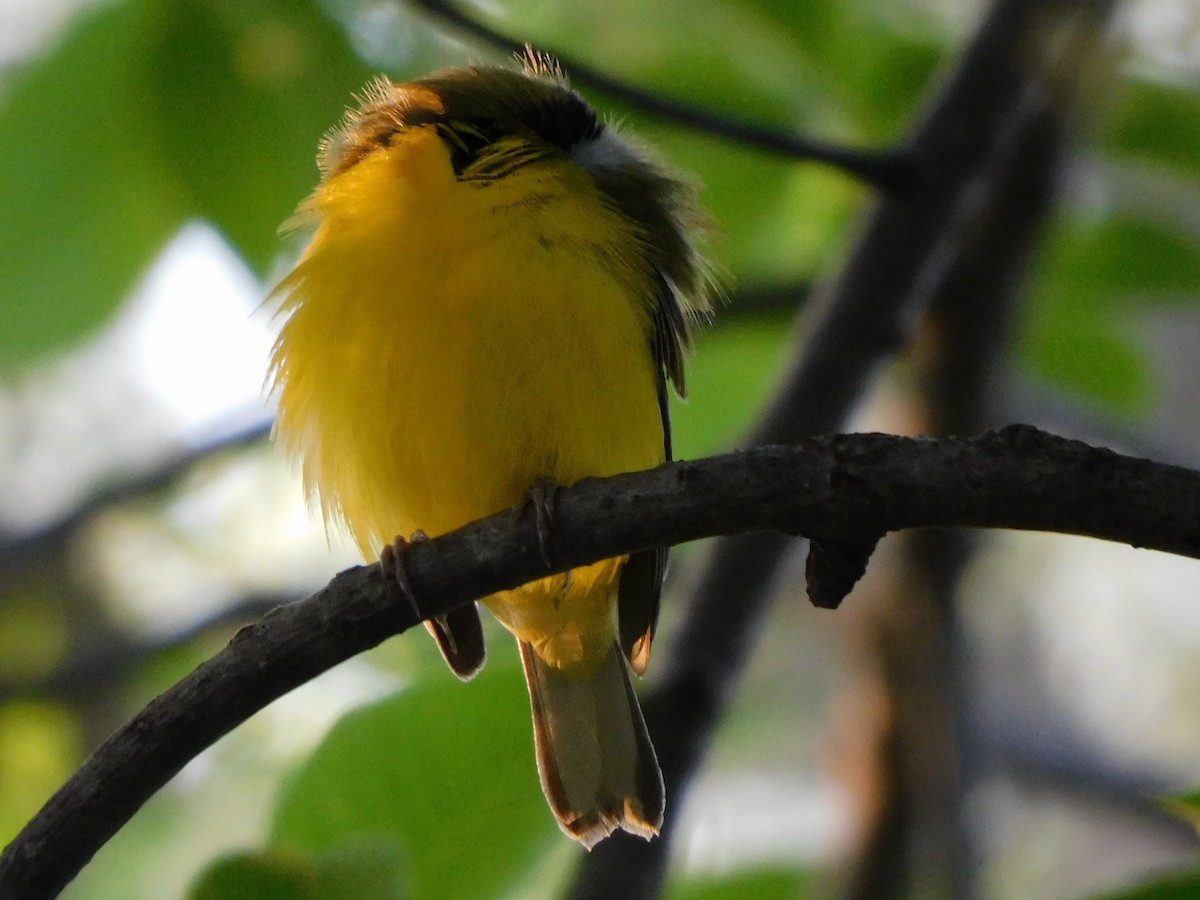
<box><xmin>268</xmin><ymin>50</ymin><xmax>714</xmax><ymax>847</ymax></box>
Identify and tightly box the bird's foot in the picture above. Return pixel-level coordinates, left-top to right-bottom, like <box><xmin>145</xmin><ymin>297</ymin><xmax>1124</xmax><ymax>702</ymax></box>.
<box><xmin>512</xmin><ymin>477</ymin><xmax>559</xmax><ymax>568</ymax></box>
<box><xmin>379</xmin><ymin>531</ymin><xmax>434</xmax><ymax>621</ymax></box>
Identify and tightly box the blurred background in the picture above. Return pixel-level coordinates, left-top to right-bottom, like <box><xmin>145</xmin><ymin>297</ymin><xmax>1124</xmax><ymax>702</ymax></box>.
<box><xmin>2</xmin><ymin>0</ymin><xmax>1200</xmax><ymax>897</ymax></box>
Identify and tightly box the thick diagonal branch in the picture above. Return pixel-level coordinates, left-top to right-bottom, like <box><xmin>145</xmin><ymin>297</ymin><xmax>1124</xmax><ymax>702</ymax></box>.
<box><xmin>4</xmin><ymin>427</ymin><xmax>1200</xmax><ymax>899</ymax></box>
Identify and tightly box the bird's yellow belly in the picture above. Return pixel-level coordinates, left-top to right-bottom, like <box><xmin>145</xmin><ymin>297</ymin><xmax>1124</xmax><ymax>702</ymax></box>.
<box><xmin>274</xmin><ymin>134</ymin><xmax>665</xmax><ymax>667</ymax></box>
<box><xmin>379</xmin><ymin>237</ymin><xmax>665</xmax><ymax>667</ymax></box>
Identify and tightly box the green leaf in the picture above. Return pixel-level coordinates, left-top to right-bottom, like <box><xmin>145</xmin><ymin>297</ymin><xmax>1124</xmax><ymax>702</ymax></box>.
<box><xmin>0</xmin><ymin>701</ymin><xmax>82</xmax><ymax>845</ymax></box>
<box><xmin>1015</xmin><ymin>211</ymin><xmax>1200</xmax><ymax>414</ymax></box>
<box><xmin>665</xmin><ymin>865</ymin><xmax>813</xmax><ymax>900</ymax></box>
<box><xmin>313</xmin><ymin>838</ymin><xmax>407</xmax><ymax>900</ymax></box>
<box><xmin>0</xmin><ymin>0</ymin><xmax>187</xmax><ymax>369</ymax></box>
<box><xmin>150</xmin><ymin>0</ymin><xmax>375</xmax><ymax>270</ymax></box>
<box><xmin>270</xmin><ymin>661</ymin><xmax>557</xmax><ymax>900</ymax></box>
<box><xmin>1103</xmin><ymin>77</ymin><xmax>1200</xmax><ymax>179</ymax></box>
<box><xmin>187</xmin><ymin>848</ymin><xmax>316</xmax><ymax>900</ymax></box>
<box><xmin>187</xmin><ymin>838</ymin><xmax>406</xmax><ymax>900</ymax></box>
<box><xmin>1166</xmin><ymin>788</ymin><xmax>1200</xmax><ymax>815</ymax></box>
<box><xmin>0</xmin><ymin>0</ymin><xmax>374</xmax><ymax>370</ymax></box>
<box><xmin>636</xmin><ymin>128</ymin><xmax>864</xmax><ymax>285</ymax></box>
<box><xmin>1040</xmin><ymin>216</ymin><xmax>1200</xmax><ymax>303</ymax></box>
<box><xmin>1018</xmin><ymin>295</ymin><xmax>1151</xmax><ymax>414</ymax></box>
<box><xmin>0</xmin><ymin>0</ymin><xmax>366</xmax><ymax>369</ymax></box>
<box><xmin>1158</xmin><ymin>788</ymin><xmax>1200</xmax><ymax>834</ymax></box>
<box><xmin>493</xmin><ymin>0</ymin><xmax>821</xmax><ymax>126</ymax></box>
<box><xmin>670</xmin><ymin>313</ymin><xmax>795</xmax><ymax>457</ymax></box>
<box><xmin>746</xmin><ymin>0</ymin><xmax>946</xmax><ymax>138</ymax></box>
<box><xmin>1090</xmin><ymin>868</ymin><xmax>1200</xmax><ymax>900</ymax></box>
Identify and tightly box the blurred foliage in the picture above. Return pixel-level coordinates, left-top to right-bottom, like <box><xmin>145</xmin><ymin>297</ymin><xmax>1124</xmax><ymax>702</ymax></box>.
<box><xmin>1</xmin><ymin>0</ymin><xmax>1200</xmax><ymax>898</ymax></box>
<box><xmin>1094</xmin><ymin>869</ymin><xmax>1200</xmax><ymax>900</ymax></box>
<box><xmin>0</xmin><ymin>0</ymin><xmax>374</xmax><ymax>368</ymax></box>
<box><xmin>5</xmin><ymin>0</ymin><xmax>1197</xmax><ymax>420</ymax></box>
<box><xmin>663</xmin><ymin>865</ymin><xmax>813</xmax><ymax>899</ymax></box>
<box><xmin>1088</xmin><ymin>793</ymin><xmax>1200</xmax><ymax>897</ymax></box>
<box><xmin>1159</xmin><ymin>788</ymin><xmax>1200</xmax><ymax>837</ymax></box>
<box><xmin>1102</xmin><ymin>78</ymin><xmax>1200</xmax><ymax>181</ymax></box>
<box><xmin>1016</xmin><ymin>74</ymin><xmax>1200</xmax><ymax>414</ymax></box>
<box><xmin>188</xmin><ymin>840</ymin><xmax>407</xmax><ymax>900</ymax></box>
<box><xmin>1020</xmin><ymin>214</ymin><xmax>1200</xmax><ymax>412</ymax></box>
<box><xmin>1</xmin><ymin>0</ymin><xmax>1195</xmax><ymax>419</ymax></box>
<box><xmin>670</xmin><ymin>311</ymin><xmax>795</xmax><ymax>458</ymax></box>
<box><xmin>267</xmin><ymin>662</ymin><xmax>558</xmax><ymax>899</ymax></box>
<box><xmin>0</xmin><ymin>701</ymin><xmax>81</xmax><ymax>841</ymax></box>
<box><xmin>0</xmin><ymin>583</ymin><xmax>70</xmax><ymax>682</ymax></box>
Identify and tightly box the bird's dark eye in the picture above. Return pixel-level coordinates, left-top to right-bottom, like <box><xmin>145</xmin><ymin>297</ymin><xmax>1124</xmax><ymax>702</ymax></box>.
<box><xmin>436</xmin><ymin>120</ymin><xmax>507</xmax><ymax>175</ymax></box>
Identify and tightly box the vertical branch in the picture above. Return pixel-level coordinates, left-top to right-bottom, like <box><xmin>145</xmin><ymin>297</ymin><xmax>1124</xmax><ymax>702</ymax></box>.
<box><xmin>567</xmin><ymin>1</ymin><xmax>1121</xmax><ymax>898</ymax></box>
<box><xmin>840</xmin><ymin>9</ymin><xmax>1115</xmax><ymax>898</ymax></box>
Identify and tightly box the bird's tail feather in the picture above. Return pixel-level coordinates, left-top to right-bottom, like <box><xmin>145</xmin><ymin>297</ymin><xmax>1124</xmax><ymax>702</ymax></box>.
<box><xmin>519</xmin><ymin>639</ymin><xmax>664</xmax><ymax>848</ymax></box>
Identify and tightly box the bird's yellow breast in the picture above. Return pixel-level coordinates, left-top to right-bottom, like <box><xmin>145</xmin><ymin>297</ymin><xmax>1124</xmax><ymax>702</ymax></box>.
<box><xmin>271</xmin><ymin>126</ymin><xmax>665</xmax><ymax>667</ymax></box>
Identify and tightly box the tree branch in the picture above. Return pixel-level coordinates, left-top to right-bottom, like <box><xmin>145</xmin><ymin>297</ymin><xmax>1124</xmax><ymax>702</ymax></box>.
<box><xmin>841</xmin><ymin>9</ymin><xmax>1093</xmax><ymax>893</ymax></box>
<box><xmin>405</xmin><ymin>0</ymin><xmax>912</xmax><ymax>188</ymax></box>
<box><xmin>0</xmin><ymin>593</ymin><xmax>292</xmax><ymax>707</ymax></box>
<box><xmin>0</xmin><ymin>418</ymin><xmax>272</xmax><ymax>589</ymax></box>
<box><xmin>3</xmin><ymin>427</ymin><xmax>1200</xmax><ymax>898</ymax></box>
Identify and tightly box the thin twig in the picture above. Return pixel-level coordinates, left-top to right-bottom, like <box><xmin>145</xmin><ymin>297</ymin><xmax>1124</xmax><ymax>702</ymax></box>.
<box><xmin>0</xmin><ymin>418</ymin><xmax>272</xmax><ymax>586</ymax></box>
<box><xmin>406</xmin><ymin>0</ymin><xmax>913</xmax><ymax>188</ymax></box>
